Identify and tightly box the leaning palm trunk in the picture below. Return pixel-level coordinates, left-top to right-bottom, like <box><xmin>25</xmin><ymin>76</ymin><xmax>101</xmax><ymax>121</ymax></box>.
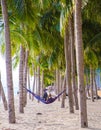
<box><xmin>0</xmin><ymin>77</ymin><xmax>8</xmax><ymax>110</ymax></box>
<box><xmin>64</xmin><ymin>25</ymin><xmax>74</xmax><ymax>113</ymax></box>
<box><xmin>19</xmin><ymin>45</ymin><xmax>24</xmax><ymax>113</ymax></box>
<box><xmin>1</xmin><ymin>0</ymin><xmax>15</xmax><ymax>123</ymax></box>
<box><xmin>74</xmin><ymin>0</ymin><xmax>88</xmax><ymax>127</ymax></box>
<box><xmin>69</xmin><ymin>16</ymin><xmax>79</xmax><ymax>110</ymax></box>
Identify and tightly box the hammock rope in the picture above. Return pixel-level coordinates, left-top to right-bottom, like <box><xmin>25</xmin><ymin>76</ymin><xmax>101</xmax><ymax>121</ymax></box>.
<box><xmin>24</xmin><ymin>87</ymin><xmax>66</xmax><ymax>104</ymax></box>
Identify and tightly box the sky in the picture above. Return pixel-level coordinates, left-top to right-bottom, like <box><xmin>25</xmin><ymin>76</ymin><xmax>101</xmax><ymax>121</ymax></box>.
<box><xmin>0</xmin><ymin>54</ymin><xmax>34</xmax><ymax>97</ymax></box>
<box><xmin>0</xmin><ymin>54</ymin><xmax>6</xmax><ymax>86</ymax></box>
<box><xmin>0</xmin><ymin>54</ymin><xmax>19</xmax><ymax>96</ymax></box>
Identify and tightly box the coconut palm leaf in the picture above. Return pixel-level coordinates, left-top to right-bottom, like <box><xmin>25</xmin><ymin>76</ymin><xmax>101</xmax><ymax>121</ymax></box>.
<box><xmin>60</xmin><ymin>0</ymin><xmax>73</xmax><ymax>37</ymax></box>
<box><xmin>9</xmin><ymin>0</ymin><xmax>38</xmax><ymax>24</ymax></box>
<box><xmin>84</xmin><ymin>47</ymin><xmax>98</xmax><ymax>69</ymax></box>
<box><xmin>89</xmin><ymin>32</ymin><xmax>101</xmax><ymax>47</ymax></box>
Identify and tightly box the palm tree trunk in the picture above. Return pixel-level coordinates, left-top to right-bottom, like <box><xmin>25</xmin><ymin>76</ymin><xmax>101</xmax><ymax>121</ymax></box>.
<box><xmin>90</xmin><ymin>66</ymin><xmax>94</xmax><ymax>102</ymax></box>
<box><xmin>1</xmin><ymin>0</ymin><xmax>16</xmax><ymax>123</ymax></box>
<box><xmin>64</xmin><ymin>25</ymin><xmax>74</xmax><ymax>113</ymax></box>
<box><xmin>86</xmin><ymin>69</ymin><xmax>90</xmax><ymax>98</ymax></box>
<box><xmin>54</xmin><ymin>69</ymin><xmax>57</xmax><ymax>94</ymax></box>
<box><xmin>36</xmin><ymin>67</ymin><xmax>38</xmax><ymax>94</ymax></box>
<box><xmin>70</xmin><ymin>16</ymin><xmax>79</xmax><ymax>110</ymax></box>
<box><xmin>93</xmin><ymin>70</ymin><xmax>98</xmax><ymax>99</ymax></box>
<box><xmin>60</xmin><ymin>72</ymin><xmax>63</xmax><ymax>93</ymax></box>
<box><xmin>37</xmin><ymin>65</ymin><xmax>40</xmax><ymax>103</ymax></box>
<box><xmin>56</xmin><ymin>68</ymin><xmax>60</xmax><ymax>101</ymax></box>
<box><xmin>41</xmin><ymin>70</ymin><xmax>44</xmax><ymax>96</ymax></box>
<box><xmin>23</xmin><ymin>50</ymin><xmax>29</xmax><ymax>106</ymax></box>
<box><xmin>74</xmin><ymin>0</ymin><xmax>88</xmax><ymax>127</ymax></box>
<box><xmin>32</xmin><ymin>66</ymin><xmax>36</xmax><ymax>100</ymax></box>
<box><xmin>0</xmin><ymin>77</ymin><xmax>8</xmax><ymax>110</ymax></box>
<box><xmin>19</xmin><ymin>45</ymin><xmax>24</xmax><ymax>113</ymax></box>
<box><xmin>27</xmin><ymin>67</ymin><xmax>31</xmax><ymax>99</ymax></box>
<box><xmin>61</xmin><ymin>76</ymin><xmax>66</xmax><ymax>108</ymax></box>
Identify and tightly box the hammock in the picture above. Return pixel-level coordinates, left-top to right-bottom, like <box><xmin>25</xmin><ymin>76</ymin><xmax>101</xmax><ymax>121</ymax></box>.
<box><xmin>24</xmin><ymin>87</ymin><xmax>65</xmax><ymax>104</ymax></box>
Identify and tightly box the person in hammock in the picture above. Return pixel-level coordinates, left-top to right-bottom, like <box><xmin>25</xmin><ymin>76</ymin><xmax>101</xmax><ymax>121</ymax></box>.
<box><xmin>43</xmin><ymin>89</ymin><xmax>48</xmax><ymax>101</ymax></box>
<box><xmin>47</xmin><ymin>93</ymin><xmax>54</xmax><ymax>103</ymax></box>
<box><xmin>24</xmin><ymin>87</ymin><xmax>65</xmax><ymax>104</ymax></box>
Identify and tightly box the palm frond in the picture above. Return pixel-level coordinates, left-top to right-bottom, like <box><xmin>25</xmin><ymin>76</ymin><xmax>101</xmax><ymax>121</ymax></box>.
<box><xmin>60</xmin><ymin>0</ymin><xmax>73</xmax><ymax>37</ymax></box>
<box><xmin>9</xmin><ymin>0</ymin><xmax>38</xmax><ymax>25</ymax></box>
<box><xmin>84</xmin><ymin>47</ymin><xmax>98</xmax><ymax>68</ymax></box>
<box><xmin>89</xmin><ymin>32</ymin><xmax>101</xmax><ymax>46</ymax></box>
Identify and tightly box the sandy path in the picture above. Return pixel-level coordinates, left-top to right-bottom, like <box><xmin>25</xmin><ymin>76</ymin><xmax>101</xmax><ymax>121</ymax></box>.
<box><xmin>0</xmin><ymin>96</ymin><xmax>101</xmax><ymax>130</ymax></box>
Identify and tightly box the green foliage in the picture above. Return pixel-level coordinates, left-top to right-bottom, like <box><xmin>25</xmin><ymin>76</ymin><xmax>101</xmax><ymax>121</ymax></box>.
<box><xmin>12</xmin><ymin>54</ymin><xmax>19</xmax><ymax>69</ymax></box>
<box><xmin>9</xmin><ymin>0</ymin><xmax>38</xmax><ymax>25</ymax></box>
<box><xmin>84</xmin><ymin>47</ymin><xmax>98</xmax><ymax>69</ymax></box>
<box><xmin>35</xmin><ymin>0</ymin><xmax>52</xmax><ymax>10</ymax></box>
<box><xmin>89</xmin><ymin>32</ymin><xmax>101</xmax><ymax>48</ymax></box>
<box><xmin>1</xmin><ymin>0</ymin><xmax>100</xmax><ymax>86</ymax></box>
<box><xmin>82</xmin><ymin>1</ymin><xmax>101</xmax><ymax>68</ymax></box>
<box><xmin>60</xmin><ymin>0</ymin><xmax>73</xmax><ymax>37</ymax></box>
<box><xmin>82</xmin><ymin>19</ymin><xmax>101</xmax><ymax>48</ymax></box>
<box><xmin>0</xmin><ymin>43</ymin><xmax>5</xmax><ymax>55</ymax></box>
<box><xmin>83</xmin><ymin>0</ymin><xmax>101</xmax><ymax>24</ymax></box>
<box><xmin>40</xmin><ymin>1</ymin><xmax>61</xmax><ymax>33</ymax></box>
<box><xmin>44</xmin><ymin>70</ymin><xmax>55</xmax><ymax>86</ymax></box>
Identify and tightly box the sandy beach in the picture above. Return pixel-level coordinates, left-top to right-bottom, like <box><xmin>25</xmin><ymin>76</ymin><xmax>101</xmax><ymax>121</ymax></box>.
<box><xmin>0</xmin><ymin>95</ymin><xmax>101</xmax><ymax>130</ymax></box>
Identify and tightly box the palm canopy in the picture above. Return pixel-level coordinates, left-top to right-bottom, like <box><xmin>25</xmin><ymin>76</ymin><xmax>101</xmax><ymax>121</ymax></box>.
<box><xmin>84</xmin><ymin>47</ymin><xmax>98</xmax><ymax>69</ymax></box>
<box><xmin>82</xmin><ymin>1</ymin><xmax>101</xmax><ymax>67</ymax></box>
<box><xmin>83</xmin><ymin>0</ymin><xmax>101</xmax><ymax>24</ymax></box>
<box><xmin>7</xmin><ymin>0</ymin><xmax>38</xmax><ymax>26</ymax></box>
<box><xmin>0</xmin><ymin>0</ymin><xmax>101</xmax><ymax>84</ymax></box>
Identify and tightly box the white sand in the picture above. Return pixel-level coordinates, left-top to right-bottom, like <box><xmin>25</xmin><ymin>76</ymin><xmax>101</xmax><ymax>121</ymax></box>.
<box><xmin>0</xmin><ymin>96</ymin><xmax>101</xmax><ymax>130</ymax></box>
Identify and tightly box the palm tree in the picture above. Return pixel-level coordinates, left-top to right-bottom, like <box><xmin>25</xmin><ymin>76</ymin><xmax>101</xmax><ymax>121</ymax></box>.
<box><xmin>69</xmin><ymin>16</ymin><xmax>79</xmax><ymax>110</ymax></box>
<box><xmin>82</xmin><ymin>0</ymin><xmax>101</xmax><ymax>67</ymax></box>
<box><xmin>19</xmin><ymin>45</ymin><xmax>24</xmax><ymax>113</ymax></box>
<box><xmin>23</xmin><ymin>49</ymin><xmax>29</xmax><ymax>106</ymax></box>
<box><xmin>8</xmin><ymin>0</ymin><xmax>40</xmax><ymax>112</ymax></box>
<box><xmin>84</xmin><ymin>47</ymin><xmax>98</xmax><ymax>101</ymax></box>
<box><xmin>61</xmin><ymin>75</ymin><xmax>66</xmax><ymax>108</ymax></box>
<box><xmin>74</xmin><ymin>0</ymin><xmax>88</xmax><ymax>127</ymax></box>
<box><xmin>60</xmin><ymin>0</ymin><xmax>74</xmax><ymax>113</ymax></box>
<box><xmin>64</xmin><ymin>23</ymin><xmax>74</xmax><ymax>113</ymax></box>
<box><xmin>1</xmin><ymin>0</ymin><xmax>16</xmax><ymax>123</ymax></box>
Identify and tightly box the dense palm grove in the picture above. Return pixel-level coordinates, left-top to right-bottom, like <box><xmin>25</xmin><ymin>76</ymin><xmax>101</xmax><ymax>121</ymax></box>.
<box><xmin>0</xmin><ymin>0</ymin><xmax>101</xmax><ymax>128</ymax></box>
